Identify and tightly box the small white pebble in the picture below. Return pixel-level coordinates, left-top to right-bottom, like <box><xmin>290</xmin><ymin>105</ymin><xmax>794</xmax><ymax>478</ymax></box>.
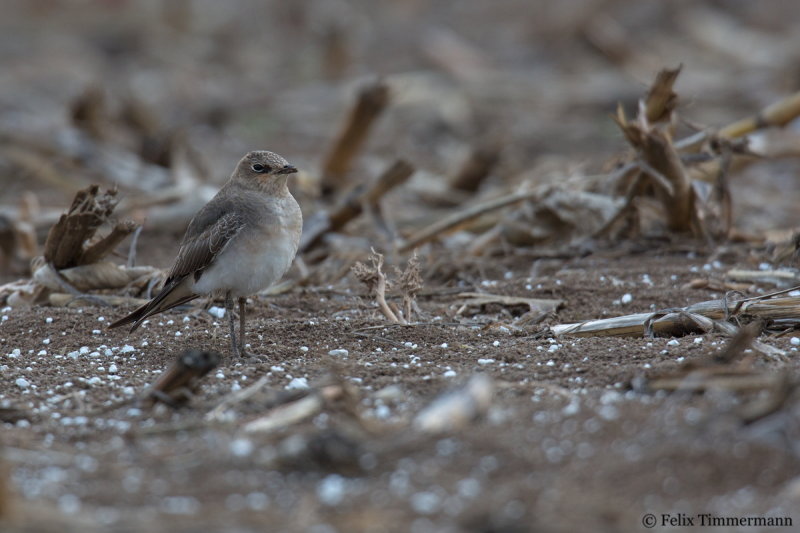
<box><xmin>15</xmin><ymin>377</ymin><xmax>30</xmax><ymax>388</ymax></box>
<box><xmin>791</xmin><ymin>337</ymin><xmax>800</xmax><ymax>346</ymax></box>
<box><xmin>230</xmin><ymin>438</ymin><xmax>253</xmax><ymax>457</ymax></box>
<box><xmin>215</xmin><ymin>372</ymin><xmax>225</xmax><ymax>379</ymax></box>
<box><xmin>97</xmin><ymin>316</ymin><xmax>105</xmax><ymax>322</ymax></box>
<box><xmin>45</xmin><ymin>317</ymin><xmax>53</xmax><ymax>323</ymax></box>
<box><xmin>492</xmin><ymin>340</ymin><xmax>500</xmax><ymax>347</ymax></box>
<box><xmin>620</xmin><ymin>293</ymin><xmax>633</xmax><ymax>304</ymax></box>
<box><xmin>286</xmin><ymin>377</ymin><xmax>309</xmax><ymax>390</ymax></box>
<box><xmin>299</xmin><ymin>346</ymin><xmax>309</xmax><ymax>352</ymax></box>
<box><xmin>328</xmin><ymin>349</ymin><xmax>348</xmax><ymax>357</ymax></box>
<box><xmin>477</xmin><ymin>358</ymin><xmax>495</xmax><ymax>365</ymax></box>
<box><xmin>545</xmin><ymin>360</ymin><xmax>555</xmax><ymax>367</ymax></box>
<box><xmin>667</xmin><ymin>339</ymin><xmax>680</xmax><ymax>347</ymax></box>
<box><xmin>175</xmin><ymin>331</ymin><xmax>182</xmax><ymax>337</ymax></box>
<box><xmin>208</xmin><ymin>306</ymin><xmax>226</xmax><ymax>319</ymax></box>
<box><xmin>42</xmin><ymin>338</ymin><xmax>50</xmax><ymax>345</ymax></box>
<box><xmin>108</xmin><ymin>364</ymin><xmax>118</xmax><ymax>373</ymax></box>
<box><xmin>317</xmin><ymin>474</ymin><xmax>347</xmax><ymax>506</ymax></box>
<box><xmin>120</xmin><ymin>345</ymin><xmax>135</xmax><ymax>353</ymax></box>
<box><xmin>693</xmin><ymin>337</ymin><xmax>703</xmax><ymax>344</ymax></box>
<box><xmin>92</xmin><ymin>330</ymin><xmax>101</xmax><ymax>335</ymax></box>
<box><xmin>440</xmin><ymin>343</ymin><xmax>448</xmax><ymax>349</ymax></box>
<box><xmin>443</xmin><ymin>370</ymin><xmax>457</xmax><ymax>378</ymax></box>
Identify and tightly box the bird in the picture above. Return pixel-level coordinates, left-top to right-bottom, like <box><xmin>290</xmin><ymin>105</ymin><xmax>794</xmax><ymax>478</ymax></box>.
<box><xmin>109</xmin><ymin>150</ymin><xmax>303</xmax><ymax>358</ymax></box>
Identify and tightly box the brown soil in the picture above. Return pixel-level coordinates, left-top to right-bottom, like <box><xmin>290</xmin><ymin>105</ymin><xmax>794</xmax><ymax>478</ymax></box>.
<box><xmin>2</xmin><ymin>244</ymin><xmax>800</xmax><ymax>533</ymax></box>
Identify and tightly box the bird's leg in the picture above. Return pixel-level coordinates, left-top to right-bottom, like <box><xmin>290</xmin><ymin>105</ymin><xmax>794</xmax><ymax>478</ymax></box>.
<box><xmin>225</xmin><ymin>291</ymin><xmax>239</xmax><ymax>357</ymax></box>
<box><xmin>238</xmin><ymin>297</ymin><xmax>247</xmax><ymax>356</ymax></box>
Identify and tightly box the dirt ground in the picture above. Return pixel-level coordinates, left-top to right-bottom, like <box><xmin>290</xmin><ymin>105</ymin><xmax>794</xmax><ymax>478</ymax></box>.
<box><xmin>2</xmin><ymin>243</ymin><xmax>800</xmax><ymax>533</ymax></box>
<box><xmin>3</xmin><ymin>1</ymin><xmax>800</xmax><ymax>532</ymax></box>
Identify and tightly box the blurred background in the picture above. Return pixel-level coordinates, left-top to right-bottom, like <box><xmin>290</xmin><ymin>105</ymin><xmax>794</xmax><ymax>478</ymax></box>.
<box><xmin>1</xmin><ymin>0</ymin><xmax>800</xmax><ymax>274</ymax></box>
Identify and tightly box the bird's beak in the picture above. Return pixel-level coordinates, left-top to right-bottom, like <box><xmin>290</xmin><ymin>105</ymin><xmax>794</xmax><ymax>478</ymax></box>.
<box><xmin>277</xmin><ymin>165</ymin><xmax>298</xmax><ymax>175</ymax></box>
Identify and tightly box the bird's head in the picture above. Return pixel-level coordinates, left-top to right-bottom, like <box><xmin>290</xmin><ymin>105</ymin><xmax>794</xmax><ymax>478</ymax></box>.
<box><xmin>235</xmin><ymin>151</ymin><xmax>298</xmax><ymax>191</ymax></box>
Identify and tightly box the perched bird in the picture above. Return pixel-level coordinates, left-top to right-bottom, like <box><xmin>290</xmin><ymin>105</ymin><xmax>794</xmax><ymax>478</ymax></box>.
<box><xmin>109</xmin><ymin>151</ymin><xmax>302</xmax><ymax>357</ymax></box>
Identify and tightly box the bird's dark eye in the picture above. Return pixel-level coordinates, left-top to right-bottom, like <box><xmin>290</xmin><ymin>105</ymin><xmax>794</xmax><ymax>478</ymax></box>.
<box><xmin>251</xmin><ymin>164</ymin><xmax>270</xmax><ymax>173</ymax></box>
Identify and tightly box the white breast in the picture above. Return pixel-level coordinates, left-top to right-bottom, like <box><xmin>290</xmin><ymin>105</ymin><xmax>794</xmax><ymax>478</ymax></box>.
<box><xmin>189</xmin><ymin>191</ymin><xmax>302</xmax><ymax>298</ymax></box>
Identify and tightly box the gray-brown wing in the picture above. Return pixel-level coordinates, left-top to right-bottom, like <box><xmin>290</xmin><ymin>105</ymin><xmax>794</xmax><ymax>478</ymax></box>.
<box><xmin>166</xmin><ymin>211</ymin><xmax>245</xmax><ymax>283</ymax></box>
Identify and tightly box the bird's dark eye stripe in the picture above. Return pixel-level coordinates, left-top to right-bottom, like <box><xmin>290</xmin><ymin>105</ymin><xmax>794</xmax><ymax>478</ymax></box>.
<box><xmin>251</xmin><ymin>164</ymin><xmax>270</xmax><ymax>173</ymax></box>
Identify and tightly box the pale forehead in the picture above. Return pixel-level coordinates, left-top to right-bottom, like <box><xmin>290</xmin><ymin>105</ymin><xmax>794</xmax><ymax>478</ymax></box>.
<box><xmin>244</xmin><ymin>151</ymin><xmax>288</xmax><ymax>167</ymax></box>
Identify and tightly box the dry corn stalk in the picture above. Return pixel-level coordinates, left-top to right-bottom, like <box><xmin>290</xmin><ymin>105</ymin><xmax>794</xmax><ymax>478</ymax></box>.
<box><xmin>301</xmin><ymin>160</ymin><xmax>414</xmax><ymax>253</ymax></box>
<box><xmin>552</xmin><ymin>287</ymin><xmax>800</xmax><ymax>341</ymax></box>
<box><xmin>320</xmin><ymin>80</ymin><xmax>390</xmax><ymax>196</ymax></box>
<box><xmin>450</xmin><ymin>145</ymin><xmax>500</xmax><ymax>193</ymax></box>
<box><xmin>32</xmin><ymin>261</ymin><xmax>159</xmax><ymax>293</ymax></box>
<box><xmin>613</xmin><ymin>66</ymin><xmax>694</xmax><ymax>233</ymax></box>
<box><xmin>413</xmin><ymin>374</ymin><xmax>494</xmax><ymax>433</ymax></box>
<box><xmin>689</xmin><ymin>90</ymin><xmax>800</xmax><ymax>182</ymax></box>
<box><xmin>43</xmin><ymin>185</ymin><xmax>138</xmax><ymax>269</ymax></box>
<box><xmin>143</xmin><ymin>349</ymin><xmax>221</xmax><ymax>408</ymax></box>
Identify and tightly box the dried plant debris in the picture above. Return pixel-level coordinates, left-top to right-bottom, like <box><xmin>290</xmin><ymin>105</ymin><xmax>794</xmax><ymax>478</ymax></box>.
<box><xmin>396</xmin><ymin>252</ymin><xmax>423</xmax><ymax>322</ymax></box>
<box><xmin>300</xmin><ymin>159</ymin><xmax>414</xmax><ymax>254</ymax></box>
<box><xmin>0</xmin><ymin>185</ymin><xmax>157</xmax><ymax>307</ymax></box>
<box><xmin>552</xmin><ymin>287</ymin><xmax>800</xmax><ymax>351</ymax></box>
<box><xmin>352</xmin><ymin>249</ymin><xmax>423</xmax><ymax>324</ymax></box>
<box><xmin>501</xmin><ymin>189</ymin><xmax>621</xmax><ymax>246</ymax></box>
<box><xmin>243</xmin><ymin>381</ymin><xmax>358</xmax><ymax>435</ymax></box>
<box><xmin>413</xmin><ymin>374</ymin><xmax>494</xmax><ymax>433</ymax></box>
<box><xmin>634</xmin><ymin>323</ymin><xmax>794</xmax><ymax>424</ymax></box>
<box><xmin>275</xmin><ymin>428</ymin><xmax>365</xmax><ymax>474</ymax></box>
<box><xmin>42</xmin><ymin>185</ymin><xmax>133</xmax><ymax>269</ymax></box>
<box><xmin>142</xmin><ymin>349</ymin><xmax>221</xmax><ymax>408</ymax></box>
<box><xmin>725</xmin><ymin>268</ymin><xmax>800</xmax><ymax>288</ymax></box>
<box><xmin>455</xmin><ymin>292</ymin><xmax>562</xmax><ymax>320</ymax></box>
<box><xmin>449</xmin><ymin>144</ymin><xmax>500</xmax><ymax>193</ymax></box>
<box><xmin>612</xmin><ymin>67</ymin><xmax>695</xmax><ymax>234</ymax></box>
<box><xmin>0</xmin><ymin>197</ymin><xmax>37</xmax><ymax>274</ymax></box>
<box><xmin>320</xmin><ymin>79</ymin><xmax>391</xmax><ymax>197</ymax></box>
